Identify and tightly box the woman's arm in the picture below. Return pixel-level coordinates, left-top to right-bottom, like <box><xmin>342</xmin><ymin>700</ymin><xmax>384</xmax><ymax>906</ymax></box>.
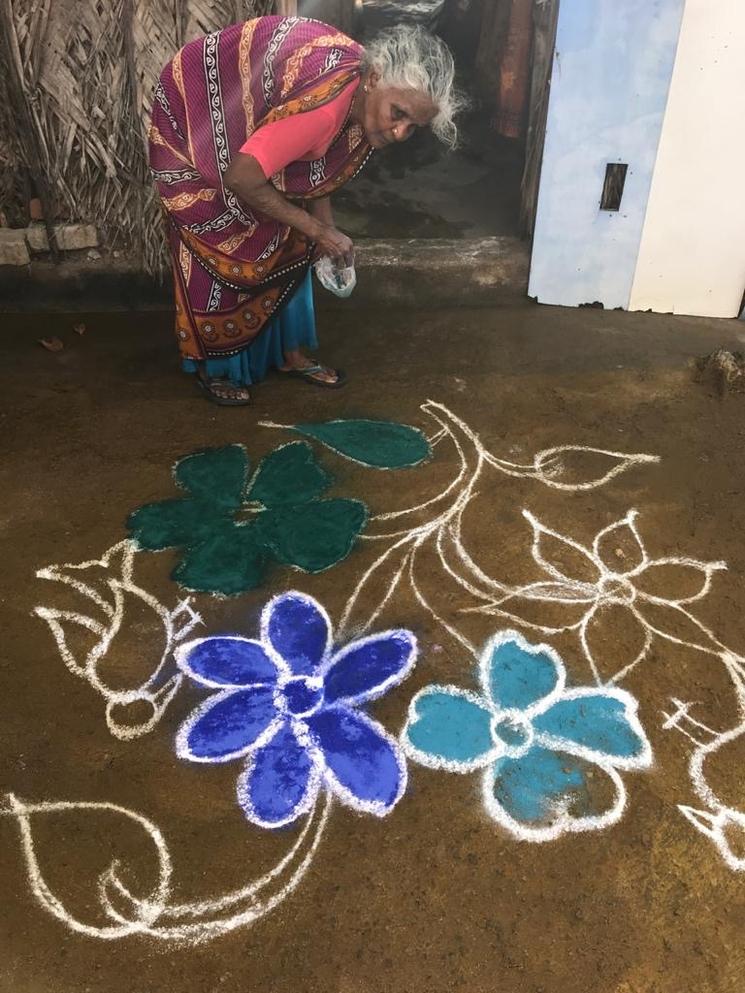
<box><xmin>308</xmin><ymin>196</ymin><xmax>334</xmax><ymax>229</ymax></box>
<box><xmin>224</xmin><ymin>154</ymin><xmax>353</xmax><ymax>265</ymax></box>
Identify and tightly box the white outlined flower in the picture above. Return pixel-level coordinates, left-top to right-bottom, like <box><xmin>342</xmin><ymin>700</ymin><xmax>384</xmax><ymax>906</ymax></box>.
<box><xmin>471</xmin><ymin>511</ymin><xmax>727</xmax><ymax>684</ymax></box>
<box><xmin>402</xmin><ymin>631</ymin><xmax>652</xmax><ymax>842</ymax></box>
<box><xmin>176</xmin><ymin>591</ymin><xmax>417</xmax><ymax>829</ymax></box>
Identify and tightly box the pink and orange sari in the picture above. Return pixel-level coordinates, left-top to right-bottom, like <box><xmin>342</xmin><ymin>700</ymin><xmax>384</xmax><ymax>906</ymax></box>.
<box><xmin>148</xmin><ymin>16</ymin><xmax>372</xmax><ymax>361</ymax></box>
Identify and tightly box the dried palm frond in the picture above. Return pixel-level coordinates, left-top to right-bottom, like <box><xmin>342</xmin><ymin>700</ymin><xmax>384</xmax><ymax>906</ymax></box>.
<box><xmin>0</xmin><ymin>0</ymin><xmax>274</xmax><ymax>274</ymax></box>
<box><xmin>0</xmin><ymin>68</ymin><xmax>27</xmax><ymax>228</ymax></box>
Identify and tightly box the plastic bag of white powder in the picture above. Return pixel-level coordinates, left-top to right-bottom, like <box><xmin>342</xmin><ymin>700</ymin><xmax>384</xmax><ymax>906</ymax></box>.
<box><xmin>313</xmin><ymin>256</ymin><xmax>357</xmax><ymax>298</ymax></box>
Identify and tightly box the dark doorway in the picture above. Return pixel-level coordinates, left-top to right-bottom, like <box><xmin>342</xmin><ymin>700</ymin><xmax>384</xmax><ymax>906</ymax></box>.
<box><xmin>299</xmin><ymin>0</ymin><xmax>558</xmax><ymax>242</ymax></box>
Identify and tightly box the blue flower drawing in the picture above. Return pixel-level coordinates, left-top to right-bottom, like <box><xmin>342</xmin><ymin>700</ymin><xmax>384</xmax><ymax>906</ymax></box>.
<box><xmin>402</xmin><ymin>630</ymin><xmax>652</xmax><ymax>842</ymax></box>
<box><xmin>175</xmin><ymin>592</ymin><xmax>417</xmax><ymax>828</ymax></box>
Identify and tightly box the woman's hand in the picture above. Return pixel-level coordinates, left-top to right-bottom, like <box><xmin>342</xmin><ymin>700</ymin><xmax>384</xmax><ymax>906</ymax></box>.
<box><xmin>311</xmin><ymin>222</ymin><xmax>354</xmax><ymax>267</ymax></box>
<box><xmin>224</xmin><ymin>156</ymin><xmax>354</xmax><ymax>265</ymax></box>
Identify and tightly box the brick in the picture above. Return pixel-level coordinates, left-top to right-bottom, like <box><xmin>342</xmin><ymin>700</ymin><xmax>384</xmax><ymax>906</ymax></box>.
<box><xmin>25</xmin><ymin>223</ymin><xmax>49</xmax><ymax>252</ymax></box>
<box><xmin>55</xmin><ymin>224</ymin><xmax>98</xmax><ymax>251</ymax></box>
<box><xmin>24</xmin><ymin>223</ymin><xmax>99</xmax><ymax>253</ymax></box>
<box><xmin>0</xmin><ymin>229</ymin><xmax>30</xmax><ymax>266</ymax></box>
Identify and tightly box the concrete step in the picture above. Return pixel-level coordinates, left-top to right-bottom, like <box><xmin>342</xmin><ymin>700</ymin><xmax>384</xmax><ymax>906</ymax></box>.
<box><xmin>339</xmin><ymin>236</ymin><xmax>529</xmax><ymax>308</ymax></box>
<box><xmin>0</xmin><ymin>236</ymin><xmax>530</xmax><ymax>312</ymax></box>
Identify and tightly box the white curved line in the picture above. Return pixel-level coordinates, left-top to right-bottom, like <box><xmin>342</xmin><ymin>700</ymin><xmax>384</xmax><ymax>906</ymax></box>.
<box><xmin>0</xmin><ymin>795</ymin><xmax>172</xmax><ymax>940</ymax></box>
<box><xmin>2</xmin><ymin>792</ymin><xmax>332</xmax><ymax>943</ymax></box>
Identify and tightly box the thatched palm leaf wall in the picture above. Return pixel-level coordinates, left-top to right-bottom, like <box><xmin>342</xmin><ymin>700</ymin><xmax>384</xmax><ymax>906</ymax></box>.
<box><xmin>0</xmin><ymin>0</ymin><xmax>274</xmax><ymax>272</ymax></box>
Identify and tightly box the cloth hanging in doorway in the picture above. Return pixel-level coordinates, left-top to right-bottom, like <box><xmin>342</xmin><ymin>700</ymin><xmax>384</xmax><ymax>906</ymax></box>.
<box><xmin>494</xmin><ymin>0</ymin><xmax>534</xmax><ymax>140</ymax></box>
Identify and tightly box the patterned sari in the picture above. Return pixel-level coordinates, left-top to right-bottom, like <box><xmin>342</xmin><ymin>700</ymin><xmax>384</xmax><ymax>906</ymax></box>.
<box><xmin>148</xmin><ymin>16</ymin><xmax>372</xmax><ymax>362</ymax></box>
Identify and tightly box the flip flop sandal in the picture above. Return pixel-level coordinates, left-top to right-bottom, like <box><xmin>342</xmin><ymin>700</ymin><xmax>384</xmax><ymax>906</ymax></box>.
<box><xmin>280</xmin><ymin>364</ymin><xmax>347</xmax><ymax>389</ymax></box>
<box><xmin>197</xmin><ymin>376</ymin><xmax>252</xmax><ymax>406</ymax></box>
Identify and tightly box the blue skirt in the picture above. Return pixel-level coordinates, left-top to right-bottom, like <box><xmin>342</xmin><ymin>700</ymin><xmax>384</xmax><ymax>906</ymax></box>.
<box><xmin>182</xmin><ymin>269</ymin><xmax>317</xmax><ymax>387</ymax></box>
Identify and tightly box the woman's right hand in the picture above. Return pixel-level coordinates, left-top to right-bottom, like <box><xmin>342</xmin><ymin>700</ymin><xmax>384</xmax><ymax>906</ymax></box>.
<box><xmin>311</xmin><ymin>222</ymin><xmax>354</xmax><ymax>268</ymax></box>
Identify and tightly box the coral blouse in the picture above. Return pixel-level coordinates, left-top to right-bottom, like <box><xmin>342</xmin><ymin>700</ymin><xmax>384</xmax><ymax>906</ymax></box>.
<box><xmin>239</xmin><ymin>78</ymin><xmax>360</xmax><ymax>178</ymax></box>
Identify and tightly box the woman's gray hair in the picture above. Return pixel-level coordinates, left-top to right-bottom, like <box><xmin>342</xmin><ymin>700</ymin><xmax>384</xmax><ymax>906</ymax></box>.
<box><xmin>362</xmin><ymin>24</ymin><xmax>464</xmax><ymax>149</ymax></box>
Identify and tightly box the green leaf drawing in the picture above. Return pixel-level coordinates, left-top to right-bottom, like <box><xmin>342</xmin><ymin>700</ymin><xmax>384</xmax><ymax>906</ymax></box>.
<box><xmin>174</xmin><ymin>445</ymin><xmax>249</xmax><ymax>510</ymax></box>
<box><xmin>292</xmin><ymin>419</ymin><xmax>431</xmax><ymax>469</ymax></box>
<box><xmin>247</xmin><ymin>441</ymin><xmax>332</xmax><ymax>507</ymax></box>
<box><xmin>173</xmin><ymin>522</ymin><xmax>268</xmax><ymax>596</ymax></box>
<box><xmin>256</xmin><ymin>499</ymin><xmax>368</xmax><ymax>573</ymax></box>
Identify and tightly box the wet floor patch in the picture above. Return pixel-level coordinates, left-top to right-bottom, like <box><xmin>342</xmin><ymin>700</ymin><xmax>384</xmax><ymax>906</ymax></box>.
<box><xmin>2</xmin><ymin>301</ymin><xmax>745</xmax><ymax>991</ymax></box>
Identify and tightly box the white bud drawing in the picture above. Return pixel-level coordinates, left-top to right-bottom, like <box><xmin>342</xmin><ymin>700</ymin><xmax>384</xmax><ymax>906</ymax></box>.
<box><xmin>34</xmin><ymin>540</ymin><xmax>202</xmax><ymax>739</ymax></box>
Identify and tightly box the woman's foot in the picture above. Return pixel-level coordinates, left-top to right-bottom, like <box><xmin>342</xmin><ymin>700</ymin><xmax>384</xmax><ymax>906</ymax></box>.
<box><xmin>279</xmin><ymin>349</ymin><xmax>346</xmax><ymax>388</ymax></box>
<box><xmin>197</xmin><ymin>375</ymin><xmax>252</xmax><ymax>406</ymax></box>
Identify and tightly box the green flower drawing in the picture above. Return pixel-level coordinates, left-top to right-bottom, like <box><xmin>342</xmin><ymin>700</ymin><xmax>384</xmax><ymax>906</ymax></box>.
<box><xmin>127</xmin><ymin>443</ymin><xmax>367</xmax><ymax>596</ymax></box>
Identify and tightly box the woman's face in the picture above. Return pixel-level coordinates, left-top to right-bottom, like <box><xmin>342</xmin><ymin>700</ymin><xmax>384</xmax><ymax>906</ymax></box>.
<box><xmin>361</xmin><ymin>74</ymin><xmax>437</xmax><ymax>149</ymax></box>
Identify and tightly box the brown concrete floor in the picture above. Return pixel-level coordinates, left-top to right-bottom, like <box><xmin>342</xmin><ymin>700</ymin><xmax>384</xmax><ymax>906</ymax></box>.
<box><xmin>2</xmin><ymin>299</ymin><xmax>745</xmax><ymax>992</ymax></box>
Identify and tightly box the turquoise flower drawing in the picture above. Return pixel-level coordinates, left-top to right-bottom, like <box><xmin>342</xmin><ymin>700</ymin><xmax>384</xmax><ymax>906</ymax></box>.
<box><xmin>402</xmin><ymin>630</ymin><xmax>652</xmax><ymax>842</ymax></box>
<box><xmin>127</xmin><ymin>443</ymin><xmax>367</xmax><ymax>596</ymax></box>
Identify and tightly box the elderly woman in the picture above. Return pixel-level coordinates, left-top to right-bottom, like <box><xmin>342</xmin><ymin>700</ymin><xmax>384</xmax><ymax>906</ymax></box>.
<box><xmin>149</xmin><ymin>16</ymin><xmax>460</xmax><ymax>405</ymax></box>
